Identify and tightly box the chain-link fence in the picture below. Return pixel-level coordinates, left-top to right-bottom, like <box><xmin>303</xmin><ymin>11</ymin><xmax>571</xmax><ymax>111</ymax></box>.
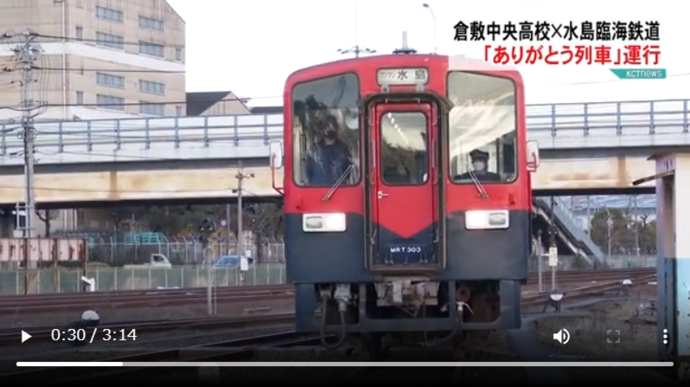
<box><xmin>528</xmin><ymin>254</ymin><xmax>656</xmax><ymax>272</ymax></box>
<box><xmin>0</xmin><ymin>264</ymin><xmax>287</xmax><ymax>295</ymax></box>
<box><xmin>85</xmin><ymin>240</ymin><xmax>285</xmax><ymax>265</ymax></box>
<box><xmin>0</xmin><ymin>254</ymin><xmax>657</xmax><ymax>295</ymax></box>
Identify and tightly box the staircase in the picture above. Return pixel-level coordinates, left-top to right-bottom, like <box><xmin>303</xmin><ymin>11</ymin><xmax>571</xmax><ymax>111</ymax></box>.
<box><xmin>533</xmin><ymin>197</ymin><xmax>605</xmax><ymax>265</ymax></box>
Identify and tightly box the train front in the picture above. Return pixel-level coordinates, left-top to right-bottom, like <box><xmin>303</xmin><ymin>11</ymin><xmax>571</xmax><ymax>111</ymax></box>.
<box><xmin>280</xmin><ymin>53</ymin><xmax>535</xmax><ymax>349</ymax></box>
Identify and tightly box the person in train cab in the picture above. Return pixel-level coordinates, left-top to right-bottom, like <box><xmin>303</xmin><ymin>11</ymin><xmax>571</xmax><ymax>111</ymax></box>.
<box><xmin>456</xmin><ymin>149</ymin><xmax>501</xmax><ymax>182</ymax></box>
<box><xmin>305</xmin><ymin>115</ymin><xmax>353</xmax><ymax>186</ymax></box>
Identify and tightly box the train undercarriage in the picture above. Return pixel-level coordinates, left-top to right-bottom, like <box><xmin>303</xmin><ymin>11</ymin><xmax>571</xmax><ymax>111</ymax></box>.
<box><xmin>296</xmin><ymin>278</ymin><xmax>522</xmax><ymax>357</ymax></box>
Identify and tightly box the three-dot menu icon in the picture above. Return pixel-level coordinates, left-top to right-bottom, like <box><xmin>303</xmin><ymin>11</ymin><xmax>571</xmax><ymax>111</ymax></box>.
<box><xmin>663</xmin><ymin>329</ymin><xmax>668</xmax><ymax>344</ymax></box>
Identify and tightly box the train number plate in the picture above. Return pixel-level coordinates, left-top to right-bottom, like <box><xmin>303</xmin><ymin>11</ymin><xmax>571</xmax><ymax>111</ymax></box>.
<box><xmin>385</xmin><ymin>244</ymin><xmax>427</xmax><ymax>265</ymax></box>
<box><xmin>389</xmin><ymin>245</ymin><xmax>422</xmax><ymax>254</ymax></box>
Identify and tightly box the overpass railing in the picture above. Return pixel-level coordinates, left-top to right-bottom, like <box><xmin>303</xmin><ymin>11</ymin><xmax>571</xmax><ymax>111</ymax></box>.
<box><xmin>526</xmin><ymin>98</ymin><xmax>690</xmax><ymax>149</ymax></box>
<box><xmin>1</xmin><ymin>99</ymin><xmax>689</xmax><ymax>156</ymax></box>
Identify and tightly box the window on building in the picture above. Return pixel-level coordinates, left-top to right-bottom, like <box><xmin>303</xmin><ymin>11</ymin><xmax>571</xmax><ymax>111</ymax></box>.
<box><xmin>175</xmin><ymin>106</ymin><xmax>183</xmax><ymax>116</ymax></box>
<box><xmin>95</xmin><ymin>6</ymin><xmax>123</xmax><ymax>22</ymax></box>
<box><xmin>96</xmin><ymin>72</ymin><xmax>125</xmax><ymax>89</ymax></box>
<box><xmin>139</xmin><ymin>80</ymin><xmax>165</xmax><ymax>95</ymax></box>
<box><xmin>139</xmin><ymin>41</ymin><xmax>165</xmax><ymax>58</ymax></box>
<box><xmin>75</xmin><ymin>91</ymin><xmax>84</xmax><ymax>105</ymax></box>
<box><xmin>96</xmin><ymin>94</ymin><xmax>125</xmax><ymax>111</ymax></box>
<box><xmin>140</xmin><ymin>103</ymin><xmax>165</xmax><ymax>116</ymax></box>
<box><xmin>139</xmin><ymin>16</ymin><xmax>164</xmax><ymax>31</ymax></box>
<box><xmin>75</xmin><ymin>26</ymin><xmax>83</xmax><ymax>41</ymax></box>
<box><xmin>175</xmin><ymin>48</ymin><xmax>183</xmax><ymax>62</ymax></box>
<box><xmin>96</xmin><ymin>32</ymin><xmax>124</xmax><ymax>50</ymax></box>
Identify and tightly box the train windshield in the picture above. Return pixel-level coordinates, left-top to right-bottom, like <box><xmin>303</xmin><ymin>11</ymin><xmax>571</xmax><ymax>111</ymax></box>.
<box><xmin>380</xmin><ymin>112</ymin><xmax>429</xmax><ymax>185</ymax></box>
<box><xmin>291</xmin><ymin>73</ymin><xmax>360</xmax><ymax>187</ymax></box>
<box><xmin>447</xmin><ymin>71</ymin><xmax>517</xmax><ymax>183</ymax></box>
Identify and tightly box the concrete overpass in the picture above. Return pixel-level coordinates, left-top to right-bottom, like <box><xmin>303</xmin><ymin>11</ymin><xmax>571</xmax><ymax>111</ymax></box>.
<box><xmin>0</xmin><ymin>156</ymin><xmax>656</xmax><ymax>205</ymax></box>
<box><xmin>1</xmin><ymin>97</ymin><xmax>686</xmax><ymax>204</ymax></box>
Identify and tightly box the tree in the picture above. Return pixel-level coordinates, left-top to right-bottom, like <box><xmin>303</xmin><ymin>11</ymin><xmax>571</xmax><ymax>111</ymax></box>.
<box><xmin>589</xmin><ymin>208</ymin><xmax>656</xmax><ymax>255</ymax></box>
<box><xmin>143</xmin><ymin>205</ymin><xmax>207</xmax><ymax>236</ymax></box>
<box><xmin>35</xmin><ymin>210</ymin><xmax>56</xmax><ymax>237</ymax></box>
<box><xmin>246</xmin><ymin>203</ymin><xmax>284</xmax><ymax>240</ymax></box>
<box><xmin>590</xmin><ymin>208</ymin><xmax>625</xmax><ymax>255</ymax></box>
<box><xmin>637</xmin><ymin>216</ymin><xmax>657</xmax><ymax>254</ymax></box>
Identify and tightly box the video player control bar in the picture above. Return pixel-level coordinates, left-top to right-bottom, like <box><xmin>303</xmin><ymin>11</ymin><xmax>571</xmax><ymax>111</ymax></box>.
<box><xmin>17</xmin><ymin>362</ymin><xmax>674</xmax><ymax>367</ymax></box>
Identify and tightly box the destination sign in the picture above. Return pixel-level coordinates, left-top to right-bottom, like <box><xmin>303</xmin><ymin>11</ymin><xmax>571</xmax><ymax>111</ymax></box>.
<box><xmin>376</xmin><ymin>68</ymin><xmax>429</xmax><ymax>86</ymax></box>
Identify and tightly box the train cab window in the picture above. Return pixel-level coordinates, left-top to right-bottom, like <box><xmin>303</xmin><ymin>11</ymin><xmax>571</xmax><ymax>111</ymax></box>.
<box><xmin>291</xmin><ymin>73</ymin><xmax>360</xmax><ymax>187</ymax></box>
<box><xmin>380</xmin><ymin>112</ymin><xmax>429</xmax><ymax>186</ymax></box>
<box><xmin>447</xmin><ymin>71</ymin><xmax>517</xmax><ymax>183</ymax></box>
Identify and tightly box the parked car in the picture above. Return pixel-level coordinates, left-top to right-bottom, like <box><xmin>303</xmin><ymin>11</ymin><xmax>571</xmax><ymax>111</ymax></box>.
<box><xmin>206</xmin><ymin>255</ymin><xmax>255</xmax><ymax>270</ymax></box>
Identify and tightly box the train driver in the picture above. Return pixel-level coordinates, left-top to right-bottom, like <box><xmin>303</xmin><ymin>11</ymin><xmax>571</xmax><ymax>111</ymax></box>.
<box><xmin>305</xmin><ymin>115</ymin><xmax>353</xmax><ymax>186</ymax></box>
<box><xmin>456</xmin><ymin>149</ymin><xmax>501</xmax><ymax>182</ymax></box>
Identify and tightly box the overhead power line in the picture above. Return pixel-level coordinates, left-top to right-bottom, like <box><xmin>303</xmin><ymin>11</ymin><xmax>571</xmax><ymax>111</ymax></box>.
<box><xmin>19</xmin><ymin>32</ymin><xmax>686</xmax><ymax>88</ymax></box>
<box><xmin>35</xmin><ymin>33</ymin><xmax>183</xmax><ymax>48</ymax></box>
<box><xmin>36</xmin><ymin>66</ymin><xmax>185</xmax><ymax>74</ymax></box>
<box><xmin>0</xmin><ymin>94</ymin><xmax>281</xmax><ymax>109</ymax></box>
<box><xmin>5</xmin><ymin>31</ymin><xmax>683</xmax><ymax>112</ymax></box>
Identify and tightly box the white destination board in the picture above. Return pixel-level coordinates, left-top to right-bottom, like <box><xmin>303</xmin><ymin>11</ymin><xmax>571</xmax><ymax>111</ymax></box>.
<box><xmin>377</xmin><ymin>68</ymin><xmax>429</xmax><ymax>85</ymax></box>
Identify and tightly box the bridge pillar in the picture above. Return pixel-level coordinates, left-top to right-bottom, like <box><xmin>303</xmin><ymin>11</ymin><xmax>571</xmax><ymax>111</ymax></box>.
<box><xmin>634</xmin><ymin>153</ymin><xmax>690</xmax><ymax>380</ymax></box>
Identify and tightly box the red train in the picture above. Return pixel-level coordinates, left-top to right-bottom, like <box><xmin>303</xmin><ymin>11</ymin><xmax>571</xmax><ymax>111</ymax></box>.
<box><xmin>269</xmin><ymin>46</ymin><xmax>540</xmax><ymax>353</ymax></box>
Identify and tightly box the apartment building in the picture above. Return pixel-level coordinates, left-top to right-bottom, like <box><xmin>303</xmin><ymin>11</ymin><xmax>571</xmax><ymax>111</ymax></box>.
<box><xmin>0</xmin><ymin>0</ymin><xmax>186</xmax><ymax>120</ymax></box>
<box><xmin>0</xmin><ymin>0</ymin><xmax>187</xmax><ymax>236</ymax></box>
<box><xmin>0</xmin><ymin>1</ymin><xmax>256</xmax><ymax>237</ymax></box>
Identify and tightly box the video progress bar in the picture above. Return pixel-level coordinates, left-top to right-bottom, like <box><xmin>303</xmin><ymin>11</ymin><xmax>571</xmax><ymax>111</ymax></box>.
<box><xmin>17</xmin><ymin>362</ymin><xmax>674</xmax><ymax>367</ymax></box>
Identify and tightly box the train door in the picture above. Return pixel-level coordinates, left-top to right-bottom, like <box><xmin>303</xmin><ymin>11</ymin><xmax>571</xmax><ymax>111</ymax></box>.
<box><xmin>367</xmin><ymin>102</ymin><xmax>443</xmax><ymax>272</ymax></box>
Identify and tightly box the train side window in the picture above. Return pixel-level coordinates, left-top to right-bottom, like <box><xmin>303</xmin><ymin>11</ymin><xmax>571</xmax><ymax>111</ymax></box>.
<box><xmin>380</xmin><ymin>112</ymin><xmax>429</xmax><ymax>186</ymax></box>
<box><xmin>447</xmin><ymin>71</ymin><xmax>517</xmax><ymax>183</ymax></box>
<box><xmin>291</xmin><ymin>73</ymin><xmax>360</xmax><ymax>187</ymax></box>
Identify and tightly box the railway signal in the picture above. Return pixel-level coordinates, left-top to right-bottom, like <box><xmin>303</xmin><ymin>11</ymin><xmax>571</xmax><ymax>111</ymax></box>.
<box><xmin>198</xmin><ymin>218</ymin><xmax>215</xmax><ymax>243</ymax></box>
<box><xmin>197</xmin><ymin>218</ymin><xmax>217</xmax><ymax>316</ymax></box>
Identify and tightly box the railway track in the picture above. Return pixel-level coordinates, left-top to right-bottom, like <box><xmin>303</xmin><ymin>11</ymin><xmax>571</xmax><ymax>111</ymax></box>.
<box><xmin>1</xmin><ymin>271</ymin><xmax>656</xmax><ymax>382</ymax></box>
<box><xmin>0</xmin><ymin>268</ymin><xmax>654</xmax><ymax>315</ymax></box>
<box><xmin>0</xmin><ymin>284</ymin><xmax>293</xmax><ymax>314</ymax></box>
<box><xmin>527</xmin><ymin>267</ymin><xmax>654</xmax><ymax>283</ymax></box>
<box><xmin>3</xmin><ymin>271</ymin><xmax>643</xmax><ymax>347</ymax></box>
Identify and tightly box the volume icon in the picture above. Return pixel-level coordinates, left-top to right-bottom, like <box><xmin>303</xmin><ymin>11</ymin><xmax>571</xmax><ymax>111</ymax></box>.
<box><xmin>552</xmin><ymin>329</ymin><xmax>570</xmax><ymax>345</ymax></box>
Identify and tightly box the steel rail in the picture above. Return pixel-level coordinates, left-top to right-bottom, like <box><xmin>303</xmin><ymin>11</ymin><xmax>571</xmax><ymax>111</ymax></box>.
<box><xmin>0</xmin><ymin>269</ymin><xmax>654</xmax><ymax>314</ymax></box>
<box><xmin>3</xmin><ymin>271</ymin><xmax>655</xmax><ymax>382</ymax></box>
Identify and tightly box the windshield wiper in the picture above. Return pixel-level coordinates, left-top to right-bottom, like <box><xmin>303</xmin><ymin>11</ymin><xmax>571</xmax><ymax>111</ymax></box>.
<box><xmin>468</xmin><ymin>170</ymin><xmax>489</xmax><ymax>199</ymax></box>
<box><xmin>322</xmin><ymin>164</ymin><xmax>354</xmax><ymax>202</ymax></box>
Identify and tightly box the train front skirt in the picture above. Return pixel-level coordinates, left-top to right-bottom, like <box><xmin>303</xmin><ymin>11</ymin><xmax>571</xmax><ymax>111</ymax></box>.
<box><xmin>293</xmin><ymin>280</ymin><xmax>522</xmax><ymax>333</ymax></box>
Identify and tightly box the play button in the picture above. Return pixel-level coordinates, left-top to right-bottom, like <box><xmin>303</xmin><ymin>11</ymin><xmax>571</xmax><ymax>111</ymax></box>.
<box><xmin>21</xmin><ymin>330</ymin><xmax>31</xmax><ymax>343</ymax></box>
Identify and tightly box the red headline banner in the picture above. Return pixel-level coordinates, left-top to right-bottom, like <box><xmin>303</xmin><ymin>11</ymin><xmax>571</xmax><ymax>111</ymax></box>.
<box><xmin>454</xmin><ymin>21</ymin><xmax>660</xmax><ymax>42</ymax></box>
<box><xmin>484</xmin><ymin>44</ymin><xmax>660</xmax><ymax>65</ymax></box>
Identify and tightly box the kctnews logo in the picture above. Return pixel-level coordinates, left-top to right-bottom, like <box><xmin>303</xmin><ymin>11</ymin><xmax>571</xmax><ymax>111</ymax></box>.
<box><xmin>610</xmin><ymin>68</ymin><xmax>666</xmax><ymax>79</ymax></box>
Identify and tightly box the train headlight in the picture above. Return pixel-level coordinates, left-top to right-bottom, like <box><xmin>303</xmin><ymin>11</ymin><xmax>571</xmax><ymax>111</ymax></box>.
<box><xmin>465</xmin><ymin>210</ymin><xmax>509</xmax><ymax>230</ymax></box>
<box><xmin>302</xmin><ymin>213</ymin><xmax>346</xmax><ymax>232</ymax></box>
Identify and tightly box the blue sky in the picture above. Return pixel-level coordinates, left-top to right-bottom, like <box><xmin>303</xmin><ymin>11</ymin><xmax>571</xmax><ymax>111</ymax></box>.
<box><xmin>166</xmin><ymin>0</ymin><xmax>685</xmax><ymax>106</ymax></box>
